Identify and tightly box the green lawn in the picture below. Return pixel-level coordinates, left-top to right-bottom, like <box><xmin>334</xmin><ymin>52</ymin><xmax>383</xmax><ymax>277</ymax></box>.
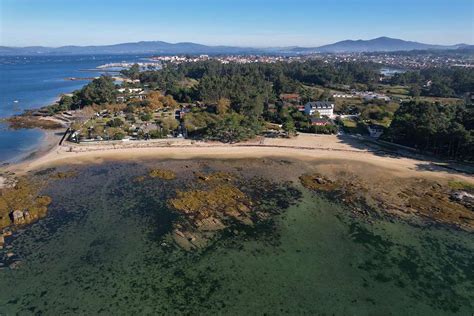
<box><xmin>417</xmin><ymin>96</ymin><xmax>464</xmax><ymax>105</ymax></box>
<box><xmin>377</xmin><ymin>84</ymin><xmax>410</xmax><ymax>96</ymax></box>
<box><xmin>342</xmin><ymin>118</ymin><xmax>357</xmax><ymax>128</ymax></box>
<box><xmin>448</xmin><ymin>181</ymin><xmax>474</xmax><ymax>191</ymax></box>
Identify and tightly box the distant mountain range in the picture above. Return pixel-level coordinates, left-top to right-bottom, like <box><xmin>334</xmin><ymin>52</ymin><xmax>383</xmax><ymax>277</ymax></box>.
<box><xmin>0</xmin><ymin>37</ymin><xmax>470</xmax><ymax>56</ymax></box>
<box><xmin>0</xmin><ymin>41</ymin><xmax>260</xmax><ymax>56</ymax></box>
<box><xmin>290</xmin><ymin>37</ymin><xmax>469</xmax><ymax>53</ymax></box>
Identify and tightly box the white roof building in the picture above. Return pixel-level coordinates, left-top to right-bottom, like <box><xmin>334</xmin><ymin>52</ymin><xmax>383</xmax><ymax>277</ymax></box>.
<box><xmin>304</xmin><ymin>101</ymin><xmax>335</xmax><ymax>118</ymax></box>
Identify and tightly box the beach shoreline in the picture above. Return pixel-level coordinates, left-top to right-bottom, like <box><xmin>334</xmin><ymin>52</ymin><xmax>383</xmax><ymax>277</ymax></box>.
<box><xmin>3</xmin><ymin>134</ymin><xmax>473</xmax><ymax>185</ymax></box>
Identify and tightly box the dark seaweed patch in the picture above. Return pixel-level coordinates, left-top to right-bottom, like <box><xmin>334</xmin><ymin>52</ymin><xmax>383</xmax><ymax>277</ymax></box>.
<box><xmin>349</xmin><ymin>220</ymin><xmax>473</xmax><ymax>313</ymax></box>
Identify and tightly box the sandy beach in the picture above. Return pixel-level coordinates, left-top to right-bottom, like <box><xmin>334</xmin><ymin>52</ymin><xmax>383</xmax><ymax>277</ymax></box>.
<box><xmin>4</xmin><ymin>133</ymin><xmax>473</xmax><ymax>184</ymax></box>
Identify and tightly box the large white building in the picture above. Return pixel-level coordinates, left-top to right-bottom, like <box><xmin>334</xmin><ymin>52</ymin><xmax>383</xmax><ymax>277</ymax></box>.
<box><xmin>304</xmin><ymin>101</ymin><xmax>334</xmax><ymax>117</ymax></box>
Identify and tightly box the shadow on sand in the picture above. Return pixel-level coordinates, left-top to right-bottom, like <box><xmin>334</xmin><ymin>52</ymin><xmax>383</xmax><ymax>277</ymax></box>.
<box><xmin>337</xmin><ymin>134</ymin><xmax>474</xmax><ymax>176</ymax></box>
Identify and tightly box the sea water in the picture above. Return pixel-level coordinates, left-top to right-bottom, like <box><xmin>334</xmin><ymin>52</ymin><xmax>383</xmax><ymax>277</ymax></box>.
<box><xmin>0</xmin><ymin>159</ymin><xmax>472</xmax><ymax>315</ymax></box>
<box><xmin>0</xmin><ymin>54</ymin><xmax>149</xmax><ymax>163</ymax></box>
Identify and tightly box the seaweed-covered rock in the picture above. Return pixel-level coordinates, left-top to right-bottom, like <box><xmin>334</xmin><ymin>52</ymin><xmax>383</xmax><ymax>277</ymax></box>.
<box><xmin>0</xmin><ymin>178</ymin><xmax>52</xmax><ymax>229</ymax></box>
<box><xmin>299</xmin><ymin>174</ymin><xmax>338</xmax><ymax>191</ymax></box>
<box><xmin>166</xmin><ymin>171</ymin><xmax>298</xmax><ymax>250</ymax></box>
<box><xmin>300</xmin><ymin>171</ymin><xmax>474</xmax><ymax>231</ymax></box>
<box><xmin>50</xmin><ymin>171</ymin><xmax>78</xmax><ymax>180</ymax></box>
<box><xmin>149</xmin><ymin>169</ymin><xmax>176</xmax><ymax>180</ymax></box>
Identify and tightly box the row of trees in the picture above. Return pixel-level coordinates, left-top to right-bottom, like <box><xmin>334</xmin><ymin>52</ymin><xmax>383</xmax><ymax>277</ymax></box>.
<box><xmin>390</xmin><ymin>68</ymin><xmax>473</xmax><ymax>97</ymax></box>
<box><xmin>386</xmin><ymin>101</ymin><xmax>474</xmax><ymax>160</ymax></box>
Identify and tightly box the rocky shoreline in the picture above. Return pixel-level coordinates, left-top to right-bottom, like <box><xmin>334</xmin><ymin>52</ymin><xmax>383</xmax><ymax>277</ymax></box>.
<box><xmin>300</xmin><ymin>172</ymin><xmax>474</xmax><ymax>232</ymax></box>
<box><xmin>0</xmin><ymin>169</ymin><xmax>80</xmax><ymax>267</ymax></box>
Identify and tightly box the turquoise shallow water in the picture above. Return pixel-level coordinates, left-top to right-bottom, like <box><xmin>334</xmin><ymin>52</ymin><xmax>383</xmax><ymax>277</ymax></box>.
<box><xmin>0</xmin><ymin>159</ymin><xmax>473</xmax><ymax>315</ymax></box>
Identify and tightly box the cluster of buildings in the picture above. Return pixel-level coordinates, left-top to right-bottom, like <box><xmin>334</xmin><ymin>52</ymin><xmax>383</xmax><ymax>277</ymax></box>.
<box><xmin>315</xmin><ymin>52</ymin><xmax>473</xmax><ymax>69</ymax></box>
<box><xmin>97</xmin><ymin>62</ymin><xmax>161</xmax><ymax>70</ymax></box>
<box><xmin>116</xmin><ymin>87</ymin><xmax>148</xmax><ymax>103</ymax></box>
<box><xmin>150</xmin><ymin>55</ymin><xmax>209</xmax><ymax>63</ymax></box>
<box><xmin>214</xmin><ymin>55</ymin><xmax>293</xmax><ymax>64</ymax></box>
<box><xmin>332</xmin><ymin>90</ymin><xmax>391</xmax><ymax>102</ymax></box>
<box><xmin>150</xmin><ymin>55</ymin><xmax>298</xmax><ymax>65</ymax></box>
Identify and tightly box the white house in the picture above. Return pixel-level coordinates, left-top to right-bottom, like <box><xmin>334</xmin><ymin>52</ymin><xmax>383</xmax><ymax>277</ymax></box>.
<box><xmin>362</xmin><ymin>92</ymin><xmax>391</xmax><ymax>102</ymax></box>
<box><xmin>367</xmin><ymin>125</ymin><xmax>384</xmax><ymax>138</ymax></box>
<box><xmin>304</xmin><ymin>101</ymin><xmax>334</xmax><ymax>117</ymax></box>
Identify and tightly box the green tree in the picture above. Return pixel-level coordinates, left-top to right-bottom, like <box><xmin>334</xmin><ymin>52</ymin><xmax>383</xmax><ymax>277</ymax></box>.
<box><xmin>216</xmin><ymin>98</ymin><xmax>231</xmax><ymax>115</ymax></box>
<box><xmin>159</xmin><ymin>117</ymin><xmax>180</xmax><ymax>135</ymax></box>
<box><xmin>120</xmin><ymin>63</ymin><xmax>140</xmax><ymax>80</ymax></box>
<box><xmin>107</xmin><ymin>117</ymin><xmax>124</xmax><ymax>127</ymax></box>
<box><xmin>140</xmin><ymin>112</ymin><xmax>153</xmax><ymax>121</ymax></box>
<box><xmin>206</xmin><ymin>113</ymin><xmax>262</xmax><ymax>143</ymax></box>
<box><xmin>74</xmin><ymin>76</ymin><xmax>117</xmax><ymax>108</ymax></box>
<box><xmin>409</xmin><ymin>85</ymin><xmax>421</xmax><ymax>97</ymax></box>
<box><xmin>282</xmin><ymin>118</ymin><xmax>297</xmax><ymax>137</ymax></box>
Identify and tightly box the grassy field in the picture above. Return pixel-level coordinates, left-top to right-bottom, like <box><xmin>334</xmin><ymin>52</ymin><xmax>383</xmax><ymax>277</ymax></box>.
<box><xmin>340</xmin><ymin>118</ymin><xmax>369</xmax><ymax>135</ymax></box>
<box><xmin>369</xmin><ymin>117</ymin><xmax>392</xmax><ymax>128</ymax></box>
<box><xmin>334</xmin><ymin>98</ymin><xmax>364</xmax><ymax>112</ymax></box>
<box><xmin>448</xmin><ymin>181</ymin><xmax>474</xmax><ymax>191</ymax></box>
<box><xmin>377</xmin><ymin>85</ymin><xmax>410</xmax><ymax>96</ymax></box>
<box><xmin>417</xmin><ymin>96</ymin><xmax>464</xmax><ymax>105</ymax></box>
<box><xmin>341</xmin><ymin>118</ymin><xmax>357</xmax><ymax>128</ymax></box>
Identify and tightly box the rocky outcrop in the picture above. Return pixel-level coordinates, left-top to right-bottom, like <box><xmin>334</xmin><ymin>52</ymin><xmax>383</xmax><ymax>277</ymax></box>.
<box><xmin>0</xmin><ymin>177</ymin><xmax>52</xmax><ymax>230</ymax></box>
<box><xmin>300</xmin><ymin>172</ymin><xmax>474</xmax><ymax>231</ymax></box>
<box><xmin>149</xmin><ymin>169</ymin><xmax>176</xmax><ymax>180</ymax></box>
<box><xmin>12</xmin><ymin>210</ymin><xmax>25</xmax><ymax>225</ymax></box>
<box><xmin>165</xmin><ymin>171</ymin><xmax>300</xmax><ymax>251</ymax></box>
<box><xmin>451</xmin><ymin>191</ymin><xmax>474</xmax><ymax>210</ymax></box>
<box><xmin>168</xmin><ymin>183</ymin><xmax>254</xmax><ymax>250</ymax></box>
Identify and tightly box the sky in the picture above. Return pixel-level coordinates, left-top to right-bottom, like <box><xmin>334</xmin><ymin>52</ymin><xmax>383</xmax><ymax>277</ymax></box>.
<box><xmin>1</xmin><ymin>0</ymin><xmax>473</xmax><ymax>47</ymax></box>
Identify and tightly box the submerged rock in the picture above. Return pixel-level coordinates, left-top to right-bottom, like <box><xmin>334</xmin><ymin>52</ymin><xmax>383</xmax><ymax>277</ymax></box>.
<box><xmin>148</xmin><ymin>169</ymin><xmax>176</xmax><ymax>180</ymax></box>
<box><xmin>50</xmin><ymin>171</ymin><xmax>78</xmax><ymax>180</ymax></box>
<box><xmin>9</xmin><ymin>261</ymin><xmax>21</xmax><ymax>270</ymax></box>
